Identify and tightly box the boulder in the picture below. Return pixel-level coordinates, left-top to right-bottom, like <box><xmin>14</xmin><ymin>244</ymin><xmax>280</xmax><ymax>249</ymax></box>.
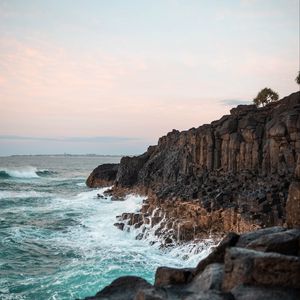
<box><xmin>86</xmin><ymin>164</ymin><xmax>119</xmax><ymax>188</ymax></box>
<box><xmin>236</xmin><ymin>226</ymin><xmax>286</xmax><ymax>248</ymax></box>
<box><xmin>154</xmin><ymin>267</ymin><xmax>194</xmax><ymax>287</ymax></box>
<box><xmin>246</xmin><ymin>228</ymin><xmax>300</xmax><ymax>256</ymax></box>
<box><xmin>222</xmin><ymin>247</ymin><xmax>300</xmax><ymax>291</ymax></box>
<box><xmin>188</xmin><ymin>263</ymin><xmax>224</xmax><ymax>292</ymax></box>
<box><xmin>83</xmin><ymin>276</ymin><xmax>152</xmax><ymax>300</ymax></box>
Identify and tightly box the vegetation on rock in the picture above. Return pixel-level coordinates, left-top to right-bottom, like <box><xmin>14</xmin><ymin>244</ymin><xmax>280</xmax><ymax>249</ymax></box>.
<box><xmin>253</xmin><ymin>87</ymin><xmax>279</xmax><ymax>107</ymax></box>
<box><xmin>296</xmin><ymin>71</ymin><xmax>300</xmax><ymax>85</ymax></box>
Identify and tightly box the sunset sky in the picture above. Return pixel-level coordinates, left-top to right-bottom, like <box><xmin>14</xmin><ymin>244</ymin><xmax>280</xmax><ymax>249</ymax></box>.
<box><xmin>0</xmin><ymin>0</ymin><xmax>299</xmax><ymax>155</ymax></box>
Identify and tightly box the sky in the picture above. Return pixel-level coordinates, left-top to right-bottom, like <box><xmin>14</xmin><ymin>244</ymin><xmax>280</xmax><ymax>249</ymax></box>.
<box><xmin>0</xmin><ymin>0</ymin><xmax>299</xmax><ymax>156</ymax></box>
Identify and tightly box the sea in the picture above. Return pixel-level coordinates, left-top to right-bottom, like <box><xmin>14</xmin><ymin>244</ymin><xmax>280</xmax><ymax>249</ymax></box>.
<box><xmin>0</xmin><ymin>155</ymin><xmax>214</xmax><ymax>300</ymax></box>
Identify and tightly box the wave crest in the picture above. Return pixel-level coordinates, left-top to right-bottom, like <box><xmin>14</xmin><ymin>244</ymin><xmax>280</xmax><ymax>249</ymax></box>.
<box><xmin>0</xmin><ymin>167</ymin><xmax>55</xmax><ymax>179</ymax></box>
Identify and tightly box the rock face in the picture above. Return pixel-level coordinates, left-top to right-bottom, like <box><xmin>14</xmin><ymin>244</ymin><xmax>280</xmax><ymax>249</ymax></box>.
<box><xmin>116</xmin><ymin>92</ymin><xmax>300</xmax><ymax>190</ymax></box>
<box><xmin>81</xmin><ymin>227</ymin><xmax>300</xmax><ymax>300</ymax></box>
<box><xmin>86</xmin><ymin>163</ymin><xmax>119</xmax><ymax>187</ymax></box>
<box><xmin>286</xmin><ymin>155</ymin><xmax>300</xmax><ymax>228</ymax></box>
<box><xmin>86</xmin><ymin>92</ymin><xmax>300</xmax><ymax>242</ymax></box>
<box><xmin>87</xmin><ymin>92</ymin><xmax>300</xmax><ymax>241</ymax></box>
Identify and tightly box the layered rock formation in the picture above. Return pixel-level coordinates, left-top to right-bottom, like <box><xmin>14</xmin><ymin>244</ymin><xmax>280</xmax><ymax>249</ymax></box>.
<box><xmin>87</xmin><ymin>92</ymin><xmax>300</xmax><ymax>242</ymax></box>
<box><xmin>82</xmin><ymin>226</ymin><xmax>300</xmax><ymax>300</ymax></box>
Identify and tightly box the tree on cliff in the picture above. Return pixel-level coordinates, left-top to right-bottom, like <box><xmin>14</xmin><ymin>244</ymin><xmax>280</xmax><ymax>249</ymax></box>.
<box><xmin>253</xmin><ymin>88</ymin><xmax>279</xmax><ymax>107</ymax></box>
<box><xmin>296</xmin><ymin>71</ymin><xmax>300</xmax><ymax>85</ymax></box>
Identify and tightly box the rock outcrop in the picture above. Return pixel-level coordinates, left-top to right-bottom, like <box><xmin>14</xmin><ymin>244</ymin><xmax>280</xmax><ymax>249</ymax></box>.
<box><xmin>86</xmin><ymin>163</ymin><xmax>119</xmax><ymax>187</ymax></box>
<box><xmin>82</xmin><ymin>227</ymin><xmax>300</xmax><ymax>300</ymax></box>
<box><xmin>87</xmin><ymin>92</ymin><xmax>300</xmax><ymax>242</ymax></box>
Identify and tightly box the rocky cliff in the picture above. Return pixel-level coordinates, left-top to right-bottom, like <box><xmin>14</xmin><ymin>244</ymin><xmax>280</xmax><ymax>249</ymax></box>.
<box><xmin>87</xmin><ymin>92</ymin><xmax>300</xmax><ymax>241</ymax></box>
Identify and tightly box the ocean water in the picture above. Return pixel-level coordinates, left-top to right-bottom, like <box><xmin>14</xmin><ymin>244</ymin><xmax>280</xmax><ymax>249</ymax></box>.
<box><xmin>0</xmin><ymin>155</ymin><xmax>214</xmax><ymax>300</ymax></box>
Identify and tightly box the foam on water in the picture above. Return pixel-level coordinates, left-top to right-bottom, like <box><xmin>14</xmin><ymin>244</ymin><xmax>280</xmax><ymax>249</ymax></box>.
<box><xmin>0</xmin><ymin>166</ymin><xmax>40</xmax><ymax>179</ymax></box>
<box><xmin>0</xmin><ymin>156</ymin><xmax>216</xmax><ymax>300</ymax></box>
<box><xmin>0</xmin><ymin>190</ymin><xmax>50</xmax><ymax>199</ymax></box>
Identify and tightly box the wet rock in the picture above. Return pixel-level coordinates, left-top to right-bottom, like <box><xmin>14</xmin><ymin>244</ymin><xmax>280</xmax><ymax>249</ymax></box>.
<box><xmin>113</xmin><ymin>222</ymin><xmax>124</xmax><ymax>230</ymax></box>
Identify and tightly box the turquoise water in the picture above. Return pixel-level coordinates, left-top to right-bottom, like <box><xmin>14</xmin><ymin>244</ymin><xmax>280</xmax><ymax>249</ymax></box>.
<box><xmin>0</xmin><ymin>155</ymin><xmax>213</xmax><ymax>300</ymax></box>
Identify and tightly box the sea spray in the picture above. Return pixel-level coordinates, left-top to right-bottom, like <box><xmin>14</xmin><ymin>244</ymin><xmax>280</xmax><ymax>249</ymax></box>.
<box><xmin>0</xmin><ymin>155</ymin><xmax>215</xmax><ymax>300</ymax></box>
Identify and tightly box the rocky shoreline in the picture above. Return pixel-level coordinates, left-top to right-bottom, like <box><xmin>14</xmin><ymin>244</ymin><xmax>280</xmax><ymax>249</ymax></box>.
<box><xmin>87</xmin><ymin>92</ymin><xmax>300</xmax><ymax>241</ymax></box>
<box><xmin>82</xmin><ymin>226</ymin><xmax>300</xmax><ymax>300</ymax></box>
<box><xmin>84</xmin><ymin>91</ymin><xmax>300</xmax><ymax>299</ymax></box>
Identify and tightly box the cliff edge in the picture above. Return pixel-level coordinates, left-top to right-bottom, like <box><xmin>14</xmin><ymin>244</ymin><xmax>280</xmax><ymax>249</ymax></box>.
<box><xmin>87</xmin><ymin>92</ymin><xmax>300</xmax><ymax>241</ymax></box>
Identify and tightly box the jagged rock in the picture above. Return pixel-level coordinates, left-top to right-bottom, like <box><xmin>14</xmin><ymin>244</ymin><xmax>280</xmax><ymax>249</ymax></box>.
<box><xmin>154</xmin><ymin>267</ymin><xmax>194</xmax><ymax>287</ymax></box>
<box><xmin>83</xmin><ymin>276</ymin><xmax>152</xmax><ymax>300</ymax></box>
<box><xmin>222</xmin><ymin>247</ymin><xmax>300</xmax><ymax>291</ymax></box>
<box><xmin>90</xmin><ymin>92</ymin><xmax>300</xmax><ymax>241</ymax></box>
<box><xmin>113</xmin><ymin>222</ymin><xmax>124</xmax><ymax>230</ymax></box>
<box><xmin>86</xmin><ymin>164</ymin><xmax>119</xmax><ymax>188</ymax></box>
<box><xmin>231</xmin><ymin>285</ymin><xmax>300</xmax><ymax>300</ymax></box>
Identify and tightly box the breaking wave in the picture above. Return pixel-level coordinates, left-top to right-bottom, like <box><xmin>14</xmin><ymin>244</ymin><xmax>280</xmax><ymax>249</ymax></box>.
<box><xmin>0</xmin><ymin>167</ymin><xmax>55</xmax><ymax>179</ymax></box>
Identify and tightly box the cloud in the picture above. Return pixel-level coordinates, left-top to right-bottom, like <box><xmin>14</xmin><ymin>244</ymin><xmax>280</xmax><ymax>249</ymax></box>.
<box><xmin>220</xmin><ymin>99</ymin><xmax>251</xmax><ymax>106</ymax></box>
<box><xmin>0</xmin><ymin>135</ymin><xmax>140</xmax><ymax>143</ymax></box>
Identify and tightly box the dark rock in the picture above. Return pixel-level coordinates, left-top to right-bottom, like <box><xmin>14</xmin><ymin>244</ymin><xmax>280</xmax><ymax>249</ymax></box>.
<box><xmin>177</xmin><ymin>290</ymin><xmax>234</xmax><ymax>300</ymax></box>
<box><xmin>86</xmin><ymin>164</ymin><xmax>119</xmax><ymax>188</ymax></box>
<box><xmin>222</xmin><ymin>247</ymin><xmax>300</xmax><ymax>291</ymax></box>
<box><xmin>113</xmin><ymin>222</ymin><xmax>125</xmax><ymax>230</ymax></box>
<box><xmin>83</xmin><ymin>276</ymin><xmax>152</xmax><ymax>300</ymax></box>
<box><xmin>236</xmin><ymin>226</ymin><xmax>286</xmax><ymax>248</ymax></box>
<box><xmin>195</xmin><ymin>232</ymin><xmax>239</xmax><ymax>275</ymax></box>
<box><xmin>286</xmin><ymin>156</ymin><xmax>300</xmax><ymax>228</ymax></box>
<box><xmin>93</xmin><ymin>92</ymin><xmax>300</xmax><ymax>239</ymax></box>
<box><xmin>246</xmin><ymin>228</ymin><xmax>300</xmax><ymax>256</ymax></box>
<box><xmin>231</xmin><ymin>284</ymin><xmax>300</xmax><ymax>300</ymax></box>
<box><xmin>188</xmin><ymin>263</ymin><xmax>224</xmax><ymax>292</ymax></box>
<box><xmin>154</xmin><ymin>267</ymin><xmax>194</xmax><ymax>287</ymax></box>
<box><xmin>134</xmin><ymin>287</ymin><xmax>167</xmax><ymax>300</ymax></box>
<box><xmin>81</xmin><ymin>226</ymin><xmax>300</xmax><ymax>300</ymax></box>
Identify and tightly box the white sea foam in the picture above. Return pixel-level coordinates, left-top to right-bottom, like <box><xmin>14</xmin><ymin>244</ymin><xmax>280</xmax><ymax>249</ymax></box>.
<box><xmin>0</xmin><ymin>166</ymin><xmax>40</xmax><ymax>178</ymax></box>
<box><xmin>47</xmin><ymin>188</ymin><xmax>215</xmax><ymax>268</ymax></box>
<box><xmin>0</xmin><ymin>190</ymin><xmax>50</xmax><ymax>199</ymax></box>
